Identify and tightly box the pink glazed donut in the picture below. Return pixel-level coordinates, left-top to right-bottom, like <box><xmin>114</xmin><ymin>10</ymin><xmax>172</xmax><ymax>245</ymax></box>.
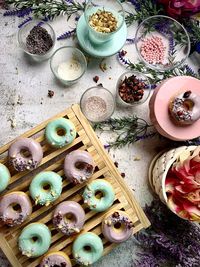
<box><xmin>0</xmin><ymin>191</ymin><xmax>32</xmax><ymax>227</ymax></box>
<box><xmin>102</xmin><ymin>210</ymin><xmax>133</xmax><ymax>243</ymax></box>
<box><xmin>53</xmin><ymin>201</ymin><xmax>85</xmax><ymax>236</ymax></box>
<box><xmin>64</xmin><ymin>150</ymin><xmax>95</xmax><ymax>185</ymax></box>
<box><xmin>8</xmin><ymin>137</ymin><xmax>43</xmax><ymax>172</ymax></box>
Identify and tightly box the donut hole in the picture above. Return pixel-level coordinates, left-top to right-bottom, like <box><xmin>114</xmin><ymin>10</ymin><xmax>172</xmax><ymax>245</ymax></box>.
<box><xmin>183</xmin><ymin>99</ymin><xmax>194</xmax><ymax>110</ymax></box>
<box><xmin>75</xmin><ymin>162</ymin><xmax>86</xmax><ymax>170</ymax></box>
<box><xmin>42</xmin><ymin>183</ymin><xmax>51</xmax><ymax>191</ymax></box>
<box><xmin>95</xmin><ymin>190</ymin><xmax>104</xmax><ymax>199</ymax></box>
<box><xmin>56</xmin><ymin>128</ymin><xmax>66</xmax><ymax>136</ymax></box>
<box><xmin>32</xmin><ymin>236</ymin><xmax>39</xmax><ymax>243</ymax></box>
<box><xmin>12</xmin><ymin>203</ymin><xmax>22</xmax><ymax>213</ymax></box>
<box><xmin>64</xmin><ymin>213</ymin><xmax>76</xmax><ymax>223</ymax></box>
<box><xmin>84</xmin><ymin>245</ymin><xmax>92</xmax><ymax>252</ymax></box>
<box><xmin>114</xmin><ymin>222</ymin><xmax>122</xmax><ymax>229</ymax></box>
<box><xmin>20</xmin><ymin>149</ymin><xmax>31</xmax><ymax>158</ymax></box>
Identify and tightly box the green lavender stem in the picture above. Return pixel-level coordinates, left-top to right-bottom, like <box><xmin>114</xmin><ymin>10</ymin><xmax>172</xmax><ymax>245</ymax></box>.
<box><xmin>94</xmin><ymin>116</ymin><xmax>155</xmax><ymax>148</ymax></box>
<box><xmin>5</xmin><ymin>0</ymin><xmax>86</xmax><ymax>20</ymax></box>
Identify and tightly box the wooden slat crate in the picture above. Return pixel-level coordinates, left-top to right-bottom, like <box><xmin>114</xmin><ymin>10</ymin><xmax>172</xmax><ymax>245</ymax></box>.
<box><xmin>0</xmin><ymin>104</ymin><xmax>150</xmax><ymax>267</ymax></box>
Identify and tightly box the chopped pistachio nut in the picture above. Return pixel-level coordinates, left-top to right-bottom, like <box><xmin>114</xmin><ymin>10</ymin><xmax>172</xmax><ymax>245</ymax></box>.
<box><xmin>89</xmin><ymin>9</ymin><xmax>118</xmax><ymax>33</ymax></box>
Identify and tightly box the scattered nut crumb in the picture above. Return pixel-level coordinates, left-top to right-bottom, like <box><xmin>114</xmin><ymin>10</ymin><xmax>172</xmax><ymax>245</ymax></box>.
<box><xmin>109</xmin><ymin>77</ymin><xmax>112</xmax><ymax>80</ymax></box>
<box><xmin>93</xmin><ymin>76</ymin><xmax>99</xmax><ymax>83</ymax></box>
<box><xmin>114</xmin><ymin>161</ymin><xmax>119</xmax><ymax>168</ymax></box>
<box><xmin>48</xmin><ymin>90</ymin><xmax>54</xmax><ymax>98</ymax></box>
<box><xmin>8</xmin><ymin>118</ymin><xmax>16</xmax><ymax>128</ymax></box>
<box><xmin>121</xmin><ymin>173</ymin><xmax>125</xmax><ymax>178</ymax></box>
<box><xmin>99</xmin><ymin>60</ymin><xmax>107</xmax><ymax>72</ymax></box>
<box><xmin>17</xmin><ymin>95</ymin><xmax>23</xmax><ymax>105</ymax></box>
<box><xmin>97</xmin><ymin>83</ymin><xmax>103</xmax><ymax>87</ymax></box>
<box><xmin>134</xmin><ymin>156</ymin><xmax>141</xmax><ymax>161</ymax></box>
<box><xmin>120</xmin><ymin>50</ymin><xmax>127</xmax><ymax>57</ymax></box>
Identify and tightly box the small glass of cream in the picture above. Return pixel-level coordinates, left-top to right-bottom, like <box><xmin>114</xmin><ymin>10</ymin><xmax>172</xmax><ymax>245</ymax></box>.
<box><xmin>50</xmin><ymin>46</ymin><xmax>87</xmax><ymax>85</ymax></box>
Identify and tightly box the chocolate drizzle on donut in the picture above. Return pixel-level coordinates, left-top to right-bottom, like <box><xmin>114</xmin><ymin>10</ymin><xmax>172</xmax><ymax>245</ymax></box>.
<box><xmin>71</xmin><ymin>163</ymin><xmax>94</xmax><ymax>184</ymax></box>
<box><xmin>0</xmin><ymin>213</ymin><xmax>25</xmax><ymax>227</ymax></box>
<box><xmin>105</xmin><ymin>212</ymin><xmax>133</xmax><ymax>230</ymax></box>
<box><xmin>53</xmin><ymin>212</ymin><xmax>76</xmax><ymax>236</ymax></box>
<box><xmin>41</xmin><ymin>257</ymin><xmax>67</xmax><ymax>267</ymax></box>
<box><xmin>10</xmin><ymin>158</ymin><xmax>38</xmax><ymax>172</ymax></box>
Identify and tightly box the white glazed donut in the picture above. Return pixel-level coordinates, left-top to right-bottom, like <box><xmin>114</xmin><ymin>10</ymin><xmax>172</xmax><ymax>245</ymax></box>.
<box><xmin>169</xmin><ymin>90</ymin><xmax>200</xmax><ymax>125</ymax></box>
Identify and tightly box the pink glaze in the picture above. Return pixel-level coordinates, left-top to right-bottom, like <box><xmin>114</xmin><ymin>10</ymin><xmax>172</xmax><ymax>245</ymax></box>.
<box><xmin>40</xmin><ymin>252</ymin><xmax>72</xmax><ymax>267</ymax></box>
<box><xmin>53</xmin><ymin>201</ymin><xmax>85</xmax><ymax>236</ymax></box>
<box><xmin>64</xmin><ymin>150</ymin><xmax>95</xmax><ymax>184</ymax></box>
<box><xmin>8</xmin><ymin>137</ymin><xmax>43</xmax><ymax>172</ymax></box>
<box><xmin>149</xmin><ymin>76</ymin><xmax>200</xmax><ymax>141</ymax></box>
<box><xmin>0</xmin><ymin>192</ymin><xmax>32</xmax><ymax>227</ymax></box>
<box><xmin>102</xmin><ymin>211</ymin><xmax>133</xmax><ymax>243</ymax></box>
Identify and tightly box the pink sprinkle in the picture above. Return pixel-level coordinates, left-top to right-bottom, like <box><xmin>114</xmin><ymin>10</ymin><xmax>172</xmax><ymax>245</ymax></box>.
<box><xmin>140</xmin><ymin>35</ymin><xmax>166</xmax><ymax>65</ymax></box>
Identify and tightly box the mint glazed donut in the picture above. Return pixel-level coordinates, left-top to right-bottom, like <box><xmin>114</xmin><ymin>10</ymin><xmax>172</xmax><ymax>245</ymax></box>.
<box><xmin>45</xmin><ymin>118</ymin><xmax>76</xmax><ymax>148</ymax></box>
<box><xmin>82</xmin><ymin>179</ymin><xmax>115</xmax><ymax>212</ymax></box>
<box><xmin>18</xmin><ymin>223</ymin><xmax>51</xmax><ymax>258</ymax></box>
<box><xmin>40</xmin><ymin>251</ymin><xmax>72</xmax><ymax>267</ymax></box>
<box><xmin>29</xmin><ymin>171</ymin><xmax>62</xmax><ymax>206</ymax></box>
<box><xmin>0</xmin><ymin>191</ymin><xmax>32</xmax><ymax>227</ymax></box>
<box><xmin>53</xmin><ymin>201</ymin><xmax>85</xmax><ymax>236</ymax></box>
<box><xmin>0</xmin><ymin>163</ymin><xmax>11</xmax><ymax>192</ymax></box>
<box><xmin>72</xmin><ymin>232</ymin><xmax>103</xmax><ymax>266</ymax></box>
<box><xmin>64</xmin><ymin>150</ymin><xmax>95</xmax><ymax>184</ymax></box>
<box><xmin>8</xmin><ymin>137</ymin><xmax>43</xmax><ymax>172</ymax></box>
<box><xmin>102</xmin><ymin>210</ymin><xmax>133</xmax><ymax>243</ymax></box>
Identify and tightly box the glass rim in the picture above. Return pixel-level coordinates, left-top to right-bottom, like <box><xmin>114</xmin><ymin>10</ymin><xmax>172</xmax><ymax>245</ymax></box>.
<box><xmin>18</xmin><ymin>19</ymin><xmax>56</xmax><ymax>57</ymax></box>
<box><xmin>50</xmin><ymin>46</ymin><xmax>87</xmax><ymax>82</ymax></box>
<box><xmin>80</xmin><ymin>86</ymin><xmax>116</xmax><ymax>122</ymax></box>
<box><xmin>116</xmin><ymin>70</ymin><xmax>152</xmax><ymax>106</ymax></box>
<box><xmin>84</xmin><ymin>0</ymin><xmax>125</xmax><ymax>36</ymax></box>
<box><xmin>135</xmin><ymin>15</ymin><xmax>191</xmax><ymax>72</ymax></box>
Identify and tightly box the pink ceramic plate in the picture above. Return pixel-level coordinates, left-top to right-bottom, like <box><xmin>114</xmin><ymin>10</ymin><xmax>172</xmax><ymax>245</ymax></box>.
<box><xmin>149</xmin><ymin>76</ymin><xmax>200</xmax><ymax>141</ymax></box>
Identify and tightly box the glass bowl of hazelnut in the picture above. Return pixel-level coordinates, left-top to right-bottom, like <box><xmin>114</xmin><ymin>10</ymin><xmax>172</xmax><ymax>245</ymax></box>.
<box><xmin>84</xmin><ymin>0</ymin><xmax>125</xmax><ymax>44</ymax></box>
<box><xmin>116</xmin><ymin>71</ymin><xmax>152</xmax><ymax>107</ymax></box>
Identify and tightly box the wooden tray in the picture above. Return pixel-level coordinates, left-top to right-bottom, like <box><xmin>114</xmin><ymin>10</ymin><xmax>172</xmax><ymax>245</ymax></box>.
<box><xmin>0</xmin><ymin>104</ymin><xmax>150</xmax><ymax>267</ymax></box>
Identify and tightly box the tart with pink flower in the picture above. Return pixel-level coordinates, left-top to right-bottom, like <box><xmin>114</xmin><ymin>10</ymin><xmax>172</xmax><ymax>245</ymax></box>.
<box><xmin>165</xmin><ymin>146</ymin><xmax>200</xmax><ymax>221</ymax></box>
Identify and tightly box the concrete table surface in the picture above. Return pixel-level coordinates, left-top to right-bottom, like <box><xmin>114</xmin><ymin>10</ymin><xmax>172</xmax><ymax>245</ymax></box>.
<box><xmin>0</xmin><ymin>6</ymin><xmax>187</xmax><ymax>267</ymax></box>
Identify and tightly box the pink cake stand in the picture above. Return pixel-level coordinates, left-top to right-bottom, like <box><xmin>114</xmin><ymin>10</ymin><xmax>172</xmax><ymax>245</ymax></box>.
<box><xmin>149</xmin><ymin>76</ymin><xmax>200</xmax><ymax>141</ymax></box>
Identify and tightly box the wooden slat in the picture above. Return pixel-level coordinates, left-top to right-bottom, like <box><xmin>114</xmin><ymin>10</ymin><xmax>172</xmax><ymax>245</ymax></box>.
<box><xmin>0</xmin><ymin>104</ymin><xmax>149</xmax><ymax>267</ymax></box>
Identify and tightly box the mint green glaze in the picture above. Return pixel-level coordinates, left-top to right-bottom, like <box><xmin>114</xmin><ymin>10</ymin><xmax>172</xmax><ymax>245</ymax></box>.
<box><xmin>18</xmin><ymin>223</ymin><xmax>51</xmax><ymax>258</ymax></box>
<box><xmin>29</xmin><ymin>171</ymin><xmax>62</xmax><ymax>206</ymax></box>
<box><xmin>45</xmin><ymin>118</ymin><xmax>76</xmax><ymax>148</ymax></box>
<box><xmin>0</xmin><ymin>163</ymin><xmax>11</xmax><ymax>193</ymax></box>
<box><xmin>83</xmin><ymin>179</ymin><xmax>115</xmax><ymax>212</ymax></box>
<box><xmin>72</xmin><ymin>232</ymin><xmax>103</xmax><ymax>265</ymax></box>
<box><xmin>76</xmin><ymin>15</ymin><xmax>127</xmax><ymax>58</ymax></box>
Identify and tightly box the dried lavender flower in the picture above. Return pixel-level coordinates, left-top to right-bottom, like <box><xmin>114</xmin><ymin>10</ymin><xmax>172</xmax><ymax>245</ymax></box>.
<box><xmin>134</xmin><ymin>198</ymin><xmax>200</xmax><ymax>267</ymax></box>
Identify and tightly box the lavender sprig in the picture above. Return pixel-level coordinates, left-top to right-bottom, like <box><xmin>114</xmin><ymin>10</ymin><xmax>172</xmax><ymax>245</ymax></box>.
<box><xmin>57</xmin><ymin>29</ymin><xmax>76</xmax><ymax>41</ymax></box>
<box><xmin>4</xmin><ymin>9</ymin><xmax>20</xmax><ymax>16</ymax></box>
<box><xmin>94</xmin><ymin>116</ymin><xmax>154</xmax><ymax>148</ymax></box>
<box><xmin>5</xmin><ymin>0</ymin><xmax>86</xmax><ymax>20</ymax></box>
<box><xmin>18</xmin><ymin>16</ymin><xmax>32</xmax><ymax>28</ymax></box>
